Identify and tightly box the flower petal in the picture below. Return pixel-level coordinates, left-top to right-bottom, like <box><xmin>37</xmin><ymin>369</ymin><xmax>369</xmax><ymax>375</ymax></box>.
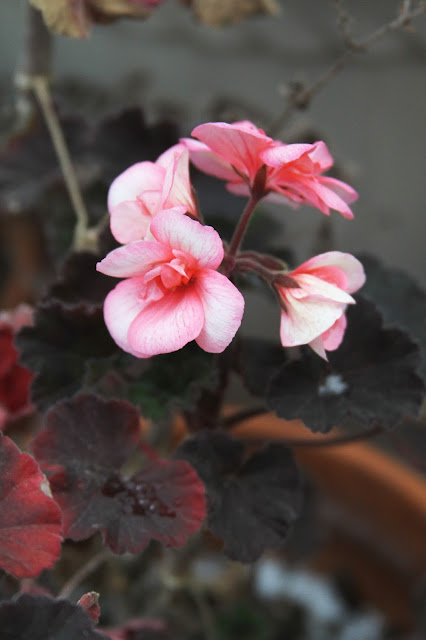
<box><xmin>110</xmin><ymin>201</ymin><xmax>152</xmax><ymax>244</ymax></box>
<box><xmin>321</xmin><ymin>313</ymin><xmax>347</xmax><ymax>351</ymax></box>
<box><xmin>280</xmin><ymin>293</ymin><xmax>346</xmax><ymax>348</ymax></box>
<box><xmin>127</xmin><ymin>286</ymin><xmax>204</xmax><ymax>357</ymax></box>
<box><xmin>181</xmin><ymin>138</ymin><xmax>237</xmax><ymax>182</ymax></box>
<box><xmin>97</xmin><ymin>241</ymin><xmax>172</xmax><ymax>278</ymax></box>
<box><xmin>194</xmin><ymin>270</ymin><xmax>245</xmax><ymax>353</ymax></box>
<box><xmin>293</xmin><ymin>274</ymin><xmax>355</xmax><ymax>304</ymax></box>
<box><xmin>295</xmin><ymin>252</ymin><xmax>366</xmax><ymax>294</ymax></box>
<box><xmin>103</xmin><ymin>278</ymin><xmax>153</xmax><ymax>357</ymax></box>
<box><xmin>260</xmin><ymin>143</ymin><xmax>314</xmax><ymax>166</ymax></box>
<box><xmin>160</xmin><ymin>146</ymin><xmax>198</xmax><ymax>215</ymax></box>
<box><xmin>150</xmin><ymin>210</ymin><xmax>224</xmax><ymax>270</ymax></box>
<box><xmin>190</xmin><ymin>121</ymin><xmax>273</xmax><ymax>181</ymax></box>
<box><xmin>107</xmin><ymin>162</ymin><xmax>165</xmax><ymax>210</ymax></box>
<box><xmin>311</xmin><ymin>179</ymin><xmax>356</xmax><ymax>219</ymax></box>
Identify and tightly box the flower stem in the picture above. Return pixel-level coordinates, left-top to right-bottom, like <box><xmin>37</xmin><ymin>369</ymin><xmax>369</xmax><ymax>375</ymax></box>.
<box><xmin>226</xmin><ymin>194</ymin><xmax>260</xmax><ymax>261</ymax></box>
<box><xmin>58</xmin><ymin>548</ymin><xmax>111</xmax><ymax>600</ymax></box>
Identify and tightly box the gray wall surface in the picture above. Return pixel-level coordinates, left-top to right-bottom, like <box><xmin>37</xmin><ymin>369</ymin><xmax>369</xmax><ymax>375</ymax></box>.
<box><xmin>1</xmin><ymin>0</ymin><xmax>425</xmax><ymax>304</ymax></box>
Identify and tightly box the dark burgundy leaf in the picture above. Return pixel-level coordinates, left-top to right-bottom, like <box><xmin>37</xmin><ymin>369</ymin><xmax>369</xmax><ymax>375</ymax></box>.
<box><xmin>126</xmin><ymin>343</ymin><xmax>219</xmax><ymax>421</ymax></box>
<box><xmin>46</xmin><ymin>250</ymin><xmax>115</xmax><ymax>307</ymax></box>
<box><xmin>0</xmin><ymin>113</ymin><xmax>90</xmax><ymax>214</ymax></box>
<box><xmin>0</xmin><ymin>594</ymin><xmax>109</xmax><ymax>640</ymax></box>
<box><xmin>358</xmin><ymin>253</ymin><xmax>426</xmax><ymax>377</ymax></box>
<box><xmin>0</xmin><ymin>433</ymin><xmax>62</xmax><ymax>578</ymax></box>
<box><xmin>175</xmin><ymin>430</ymin><xmax>302</xmax><ymax>562</ymax></box>
<box><xmin>32</xmin><ymin>394</ymin><xmax>206</xmax><ymax>554</ymax></box>
<box><xmin>267</xmin><ymin>297</ymin><xmax>425</xmax><ymax>433</ymax></box>
<box><xmin>92</xmin><ymin>108</ymin><xmax>178</xmax><ymax>185</ymax></box>
<box><xmin>16</xmin><ymin>301</ymin><xmax>117</xmax><ymax>411</ymax></box>
<box><xmin>238</xmin><ymin>336</ymin><xmax>287</xmax><ymax>398</ymax></box>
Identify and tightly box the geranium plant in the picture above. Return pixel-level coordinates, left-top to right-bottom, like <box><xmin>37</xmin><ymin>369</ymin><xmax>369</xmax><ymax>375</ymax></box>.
<box><xmin>0</xmin><ymin>1</ymin><xmax>425</xmax><ymax>639</ymax></box>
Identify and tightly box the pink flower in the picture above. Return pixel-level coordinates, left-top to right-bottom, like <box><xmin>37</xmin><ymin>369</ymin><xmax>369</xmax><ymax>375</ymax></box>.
<box><xmin>0</xmin><ymin>305</ymin><xmax>34</xmax><ymax>431</ymax></box>
<box><xmin>183</xmin><ymin>121</ymin><xmax>357</xmax><ymax>218</ymax></box>
<box><xmin>275</xmin><ymin>252</ymin><xmax>365</xmax><ymax>359</ymax></box>
<box><xmin>108</xmin><ymin>144</ymin><xmax>198</xmax><ymax>244</ymax></box>
<box><xmin>97</xmin><ymin>209</ymin><xmax>245</xmax><ymax>357</ymax></box>
<box><xmin>183</xmin><ymin>120</ymin><xmax>275</xmax><ymax>196</ymax></box>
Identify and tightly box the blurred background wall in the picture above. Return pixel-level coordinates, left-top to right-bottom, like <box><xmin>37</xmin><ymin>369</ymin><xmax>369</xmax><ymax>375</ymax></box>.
<box><xmin>0</xmin><ymin>0</ymin><xmax>424</xmax><ymax>304</ymax></box>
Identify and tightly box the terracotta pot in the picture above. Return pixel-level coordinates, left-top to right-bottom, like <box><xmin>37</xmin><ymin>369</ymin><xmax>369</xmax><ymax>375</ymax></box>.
<box><xmin>231</xmin><ymin>412</ymin><xmax>426</xmax><ymax>628</ymax></box>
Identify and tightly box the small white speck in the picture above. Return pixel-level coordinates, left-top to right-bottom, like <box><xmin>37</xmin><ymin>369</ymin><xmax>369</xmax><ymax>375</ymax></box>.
<box><xmin>318</xmin><ymin>374</ymin><xmax>348</xmax><ymax>397</ymax></box>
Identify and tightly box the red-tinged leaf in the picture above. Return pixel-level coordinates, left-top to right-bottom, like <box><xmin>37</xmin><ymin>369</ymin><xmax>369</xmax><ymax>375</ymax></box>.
<box><xmin>77</xmin><ymin>592</ymin><xmax>101</xmax><ymax>624</ymax></box>
<box><xmin>0</xmin><ymin>594</ymin><xmax>109</xmax><ymax>640</ymax></box>
<box><xmin>0</xmin><ymin>306</ymin><xmax>34</xmax><ymax>430</ymax></box>
<box><xmin>0</xmin><ymin>433</ymin><xmax>62</xmax><ymax>578</ymax></box>
<box><xmin>104</xmin><ymin>617</ymin><xmax>171</xmax><ymax>640</ymax></box>
<box><xmin>32</xmin><ymin>394</ymin><xmax>206</xmax><ymax>554</ymax></box>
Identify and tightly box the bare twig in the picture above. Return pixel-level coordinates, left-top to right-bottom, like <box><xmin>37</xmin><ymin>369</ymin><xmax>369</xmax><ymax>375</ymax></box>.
<box><xmin>15</xmin><ymin>6</ymin><xmax>52</xmax><ymax>121</ymax></box>
<box><xmin>268</xmin><ymin>1</ymin><xmax>426</xmax><ymax>135</ymax></box>
<box><xmin>58</xmin><ymin>549</ymin><xmax>111</xmax><ymax>600</ymax></box>
<box><xmin>30</xmin><ymin>76</ymin><xmax>96</xmax><ymax>250</ymax></box>
<box><xmin>221</xmin><ymin>405</ymin><xmax>269</xmax><ymax>429</ymax></box>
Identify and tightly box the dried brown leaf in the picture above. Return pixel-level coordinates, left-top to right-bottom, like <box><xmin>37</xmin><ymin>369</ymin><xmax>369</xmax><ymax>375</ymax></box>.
<box><xmin>30</xmin><ymin>0</ymin><xmax>154</xmax><ymax>39</ymax></box>
<box><xmin>182</xmin><ymin>0</ymin><xmax>280</xmax><ymax>27</ymax></box>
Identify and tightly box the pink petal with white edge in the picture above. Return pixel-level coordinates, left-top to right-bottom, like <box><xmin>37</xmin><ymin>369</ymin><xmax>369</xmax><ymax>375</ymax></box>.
<box><xmin>260</xmin><ymin>143</ymin><xmax>314</xmax><ymax>167</ymax></box>
<box><xmin>293</xmin><ymin>274</ymin><xmax>355</xmax><ymax>304</ymax></box>
<box><xmin>182</xmin><ymin>138</ymin><xmax>237</xmax><ymax>182</ymax></box>
<box><xmin>279</xmin><ymin>293</ymin><xmax>346</xmax><ymax>347</ymax></box>
<box><xmin>107</xmin><ymin>162</ymin><xmax>165</xmax><ymax>210</ymax></box>
<box><xmin>308</xmin><ymin>313</ymin><xmax>348</xmax><ymax>360</ymax></box>
<box><xmin>194</xmin><ymin>270</ymin><xmax>245</xmax><ymax>353</ymax></box>
<box><xmin>295</xmin><ymin>252</ymin><xmax>365</xmax><ymax>294</ymax></box>
<box><xmin>321</xmin><ymin>313</ymin><xmax>347</xmax><ymax>351</ymax></box>
<box><xmin>97</xmin><ymin>241</ymin><xmax>172</xmax><ymax>278</ymax></box>
<box><xmin>110</xmin><ymin>201</ymin><xmax>152</xmax><ymax>244</ymax></box>
<box><xmin>150</xmin><ymin>209</ymin><xmax>224</xmax><ymax>270</ymax></box>
<box><xmin>127</xmin><ymin>285</ymin><xmax>205</xmax><ymax>357</ymax></box>
<box><xmin>308</xmin><ymin>335</ymin><xmax>328</xmax><ymax>360</ymax></box>
<box><xmin>190</xmin><ymin>122</ymin><xmax>274</xmax><ymax>179</ymax></box>
<box><xmin>161</xmin><ymin>147</ymin><xmax>198</xmax><ymax>215</ymax></box>
<box><xmin>103</xmin><ymin>277</ymin><xmax>153</xmax><ymax>357</ymax></box>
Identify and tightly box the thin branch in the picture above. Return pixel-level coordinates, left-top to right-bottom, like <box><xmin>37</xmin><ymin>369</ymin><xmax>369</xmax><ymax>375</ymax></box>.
<box><xmin>58</xmin><ymin>549</ymin><xmax>111</xmax><ymax>600</ymax></box>
<box><xmin>268</xmin><ymin>1</ymin><xmax>426</xmax><ymax>135</ymax></box>
<box><xmin>30</xmin><ymin>76</ymin><xmax>94</xmax><ymax>250</ymax></box>
<box><xmin>14</xmin><ymin>6</ymin><xmax>52</xmax><ymax>121</ymax></box>
<box><xmin>221</xmin><ymin>405</ymin><xmax>269</xmax><ymax>429</ymax></box>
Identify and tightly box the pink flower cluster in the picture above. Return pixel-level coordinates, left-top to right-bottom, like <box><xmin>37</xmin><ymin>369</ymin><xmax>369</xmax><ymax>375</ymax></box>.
<box><xmin>98</xmin><ymin>209</ymin><xmax>244</xmax><ymax>357</ymax></box>
<box><xmin>99</xmin><ymin>120</ymin><xmax>364</xmax><ymax>360</ymax></box>
<box><xmin>183</xmin><ymin>121</ymin><xmax>358</xmax><ymax>218</ymax></box>
<box><xmin>276</xmin><ymin>252</ymin><xmax>365</xmax><ymax>358</ymax></box>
